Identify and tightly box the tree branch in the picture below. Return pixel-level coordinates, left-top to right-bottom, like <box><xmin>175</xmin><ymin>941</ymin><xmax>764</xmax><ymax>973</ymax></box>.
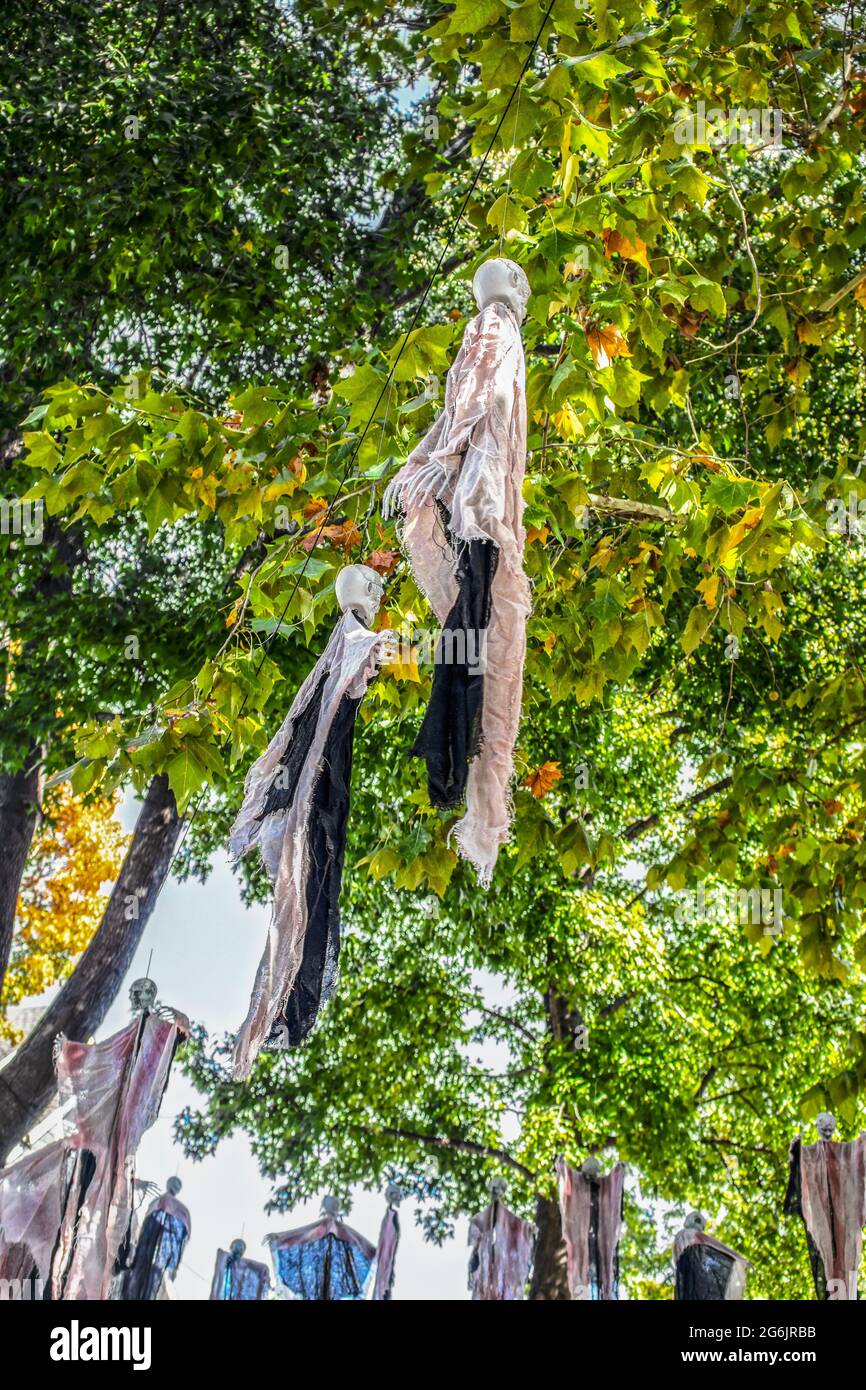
<box><xmin>0</xmin><ymin>774</ymin><xmax>180</xmax><ymax>1164</ymax></box>
<box><xmin>622</xmin><ymin>775</ymin><xmax>734</xmax><ymax>842</ymax></box>
<box><xmin>368</xmin><ymin>1123</ymin><xmax>536</xmax><ymax>1179</ymax></box>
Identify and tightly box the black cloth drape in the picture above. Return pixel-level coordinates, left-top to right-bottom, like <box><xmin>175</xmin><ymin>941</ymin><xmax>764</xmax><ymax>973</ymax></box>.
<box><xmin>410</xmin><ymin>510</ymin><xmax>498</xmax><ymax>809</ymax></box>
<box><xmin>262</xmin><ymin>688</ymin><xmax>361</xmax><ymax>1047</ymax></box>
<box><xmin>675</xmin><ymin>1244</ymin><xmax>736</xmax><ymax>1301</ymax></box>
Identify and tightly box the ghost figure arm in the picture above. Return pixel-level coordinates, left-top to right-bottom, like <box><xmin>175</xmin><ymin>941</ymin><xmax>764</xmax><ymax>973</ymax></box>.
<box><xmin>382</xmin><ymin>410</ymin><xmax>453</xmax><ymax>520</ymax></box>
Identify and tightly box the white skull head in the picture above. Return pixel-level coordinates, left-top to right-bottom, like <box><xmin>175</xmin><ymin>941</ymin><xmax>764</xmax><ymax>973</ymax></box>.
<box><xmin>166</xmin><ymin>1176</ymin><xmax>183</xmax><ymax>1197</ymax></box>
<box><xmin>580</xmin><ymin>1155</ymin><xmax>601</xmax><ymax>1180</ymax></box>
<box><xmin>472</xmin><ymin>258</ymin><xmax>531</xmax><ymax>322</ymax></box>
<box><xmin>816</xmin><ymin>1111</ymin><xmax>837</xmax><ymax>1141</ymax></box>
<box><xmin>129</xmin><ymin>977</ymin><xmax>157</xmax><ymax>1014</ymax></box>
<box><xmin>335</xmin><ymin>563</ymin><xmax>385</xmax><ymax>626</ymax></box>
<box><xmin>229</xmin><ymin>1238</ymin><xmax>246</xmax><ymax>1259</ymax></box>
<box><xmin>684</xmin><ymin>1210</ymin><xmax>705</xmax><ymax>1232</ymax></box>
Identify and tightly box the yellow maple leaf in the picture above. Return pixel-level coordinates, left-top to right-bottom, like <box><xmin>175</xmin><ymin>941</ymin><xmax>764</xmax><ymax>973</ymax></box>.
<box><xmin>5</xmin><ymin>789</ymin><xmax>129</xmax><ymax>1025</ymax></box>
<box><xmin>718</xmin><ymin>506</ymin><xmax>764</xmax><ymax>560</ymax></box>
<box><xmin>552</xmin><ymin>402</ymin><xmax>581</xmax><ymax>440</ymax></box>
<box><xmin>696</xmin><ymin>573</ymin><xmax>720</xmax><ymax>608</ymax></box>
<box><xmin>796</xmin><ymin>319</ymin><xmax>824</xmax><ymax>345</ymax></box>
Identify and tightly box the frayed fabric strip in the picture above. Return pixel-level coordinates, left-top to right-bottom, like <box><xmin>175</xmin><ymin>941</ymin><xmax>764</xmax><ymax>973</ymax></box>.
<box><xmin>229</xmin><ymin>609</ymin><xmax>383</xmax><ymax>1078</ymax></box>
<box><xmin>391</xmin><ymin>300</ymin><xmax>530</xmax><ymax>885</ymax></box>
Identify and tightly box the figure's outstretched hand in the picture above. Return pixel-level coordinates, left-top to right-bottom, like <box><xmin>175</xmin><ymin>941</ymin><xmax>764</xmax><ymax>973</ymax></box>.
<box><xmin>374</xmin><ymin>629</ymin><xmax>401</xmax><ymax>665</ymax></box>
<box><xmin>380</xmin><ymin>473</ymin><xmax>403</xmax><ymax>522</ymax></box>
<box><xmin>381</xmin><ymin>460</ymin><xmax>448</xmax><ymax>520</ymax></box>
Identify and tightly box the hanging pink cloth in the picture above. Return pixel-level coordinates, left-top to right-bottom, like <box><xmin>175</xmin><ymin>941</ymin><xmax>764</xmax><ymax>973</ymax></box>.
<box><xmin>556</xmin><ymin>1157</ymin><xmax>625</xmax><ymax>1301</ymax></box>
<box><xmin>0</xmin><ymin>1139</ymin><xmax>67</xmax><ymax>1287</ymax></box>
<box><xmin>370</xmin><ymin>1205</ymin><xmax>400</xmax><ymax>1301</ymax></box>
<box><xmin>229</xmin><ymin>610</ymin><xmax>383</xmax><ymax>1077</ymax></box>
<box><xmin>0</xmin><ymin>1011</ymin><xmax>185</xmax><ymax>1301</ymax></box>
<box><xmin>787</xmin><ymin>1133</ymin><xmax>866</xmax><ymax>1299</ymax></box>
<box><xmin>54</xmin><ymin>1012</ymin><xmax>186</xmax><ymax>1300</ymax></box>
<box><xmin>467</xmin><ymin>1199</ymin><xmax>535</xmax><ymax>1300</ymax></box>
<box><xmin>393</xmin><ymin>300</ymin><xmax>530</xmax><ymax>885</ymax></box>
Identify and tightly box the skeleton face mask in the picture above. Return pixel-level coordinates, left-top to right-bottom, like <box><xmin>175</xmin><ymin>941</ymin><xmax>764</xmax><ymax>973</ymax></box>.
<box><xmin>335</xmin><ymin>563</ymin><xmax>385</xmax><ymax>626</ymax></box>
<box><xmin>129</xmin><ymin>977</ymin><xmax>158</xmax><ymax>1014</ymax></box>
<box><xmin>816</xmin><ymin>1111</ymin><xmax>837</xmax><ymax>1141</ymax></box>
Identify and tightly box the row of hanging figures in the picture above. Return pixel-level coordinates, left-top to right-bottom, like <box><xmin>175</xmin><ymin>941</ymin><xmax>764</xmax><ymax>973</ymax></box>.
<box><xmin>2</xmin><ymin>261</ymin><xmax>866</xmax><ymax>1299</ymax></box>
<box><xmin>0</xmin><ymin>976</ymin><xmax>863</xmax><ymax>1298</ymax></box>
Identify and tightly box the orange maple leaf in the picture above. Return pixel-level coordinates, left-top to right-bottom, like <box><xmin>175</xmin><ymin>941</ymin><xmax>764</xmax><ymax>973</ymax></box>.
<box><xmin>601</xmin><ymin>227</ymin><xmax>651</xmax><ymax>272</ymax></box>
<box><xmin>301</xmin><ymin>518</ymin><xmax>361</xmax><ymax>554</ymax></box>
<box><xmin>365</xmin><ymin>548</ymin><xmax>400</xmax><ymax>576</ymax></box>
<box><xmin>524</xmin><ymin>760</ymin><xmax>563</xmax><ymax>798</ymax></box>
<box><xmin>303</xmin><ymin>496</ymin><xmax>328</xmax><ymax>519</ymax></box>
<box><xmin>526</xmin><ymin>525</ymin><xmax>550</xmax><ymax>544</ymax></box>
<box><xmin>584</xmin><ymin>321</ymin><xmax>631</xmax><ymax>369</ymax></box>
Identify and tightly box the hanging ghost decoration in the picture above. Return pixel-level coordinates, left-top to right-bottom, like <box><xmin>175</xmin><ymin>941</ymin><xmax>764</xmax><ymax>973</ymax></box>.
<box><xmin>784</xmin><ymin>1112</ymin><xmax>866</xmax><ymax>1300</ymax></box>
<box><xmin>383</xmin><ymin>258</ymin><xmax>531</xmax><ymax>887</ymax></box>
<box><xmin>122</xmin><ymin>1177</ymin><xmax>191</xmax><ymax>1301</ymax></box>
<box><xmin>673</xmin><ymin>1211</ymin><xmax>749</xmax><ymax>1300</ymax></box>
<box><xmin>211</xmin><ymin>1239</ymin><xmax>270</xmax><ymax>1301</ymax></box>
<box><xmin>369</xmin><ymin>1183</ymin><xmax>403</xmax><ymax>1301</ymax></box>
<box><xmin>556</xmin><ymin>1155</ymin><xmax>625</xmax><ymax>1301</ymax></box>
<box><xmin>266</xmin><ymin>1196</ymin><xmax>376</xmax><ymax>1300</ymax></box>
<box><xmin>0</xmin><ymin>1139</ymin><xmax>67</xmax><ymax>1295</ymax></box>
<box><xmin>0</xmin><ymin>979</ymin><xmax>187</xmax><ymax>1302</ymax></box>
<box><xmin>467</xmin><ymin>1179</ymin><xmax>535</xmax><ymax>1300</ymax></box>
<box><xmin>53</xmin><ymin>985</ymin><xmax>189</xmax><ymax>1301</ymax></box>
<box><xmin>229</xmin><ymin>565</ymin><xmax>396</xmax><ymax>1078</ymax></box>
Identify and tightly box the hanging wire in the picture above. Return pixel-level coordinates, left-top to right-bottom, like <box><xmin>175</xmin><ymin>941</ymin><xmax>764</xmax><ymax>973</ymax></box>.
<box><xmin>500</xmin><ymin>82</ymin><xmax>524</xmax><ymax>257</ymax></box>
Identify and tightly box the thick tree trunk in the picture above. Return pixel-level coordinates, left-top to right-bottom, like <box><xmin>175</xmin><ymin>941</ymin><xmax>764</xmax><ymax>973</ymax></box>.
<box><xmin>0</xmin><ymin>747</ymin><xmax>43</xmax><ymax>994</ymax></box>
<box><xmin>0</xmin><ymin>774</ymin><xmax>179</xmax><ymax>1165</ymax></box>
<box><xmin>529</xmin><ymin>1193</ymin><xmax>571</xmax><ymax>1299</ymax></box>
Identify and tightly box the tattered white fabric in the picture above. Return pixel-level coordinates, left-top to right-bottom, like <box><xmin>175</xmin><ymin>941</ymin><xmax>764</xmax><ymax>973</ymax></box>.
<box><xmin>369</xmin><ymin>1205</ymin><xmax>400</xmax><ymax>1301</ymax></box>
<box><xmin>54</xmin><ymin>1012</ymin><xmax>186</xmax><ymax>1301</ymax></box>
<box><xmin>468</xmin><ymin>1198</ymin><xmax>535</xmax><ymax>1300</ymax></box>
<box><xmin>392</xmin><ymin>300</ymin><xmax>530</xmax><ymax>885</ymax></box>
<box><xmin>229</xmin><ymin>610</ymin><xmax>383</xmax><ymax>1077</ymax></box>
<box><xmin>0</xmin><ymin>1011</ymin><xmax>185</xmax><ymax>1301</ymax></box>
<box><xmin>784</xmin><ymin>1132</ymin><xmax>866</xmax><ymax>1299</ymax></box>
<box><xmin>0</xmin><ymin>1139</ymin><xmax>67</xmax><ymax>1287</ymax></box>
<box><xmin>673</xmin><ymin>1227</ymin><xmax>749</xmax><ymax>1300</ymax></box>
<box><xmin>556</xmin><ymin>1157</ymin><xmax>625</xmax><ymax>1301</ymax></box>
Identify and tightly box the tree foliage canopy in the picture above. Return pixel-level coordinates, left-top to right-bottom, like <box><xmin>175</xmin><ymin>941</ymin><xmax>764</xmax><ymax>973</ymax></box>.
<box><xmin>4</xmin><ymin>0</ymin><xmax>866</xmax><ymax>1296</ymax></box>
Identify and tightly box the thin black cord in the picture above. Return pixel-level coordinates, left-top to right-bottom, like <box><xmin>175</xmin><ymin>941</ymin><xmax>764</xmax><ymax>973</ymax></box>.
<box><xmin>151</xmin><ymin>1</ymin><xmax>556</xmax><ymax>888</ymax></box>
